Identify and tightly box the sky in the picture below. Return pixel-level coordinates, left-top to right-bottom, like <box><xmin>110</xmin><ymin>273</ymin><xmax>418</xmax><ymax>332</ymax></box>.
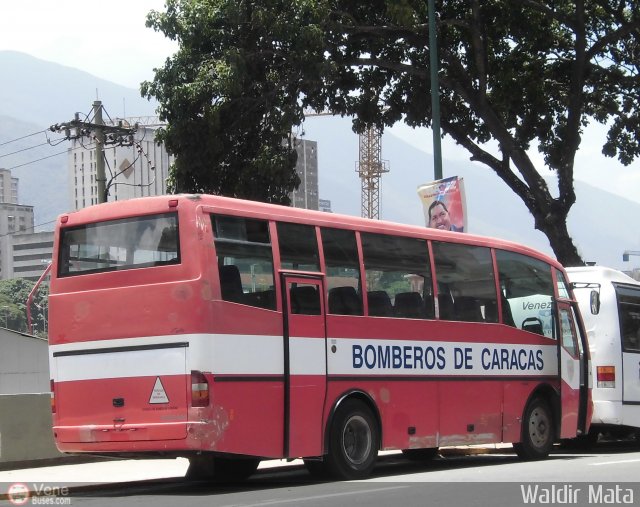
<box><xmin>1</xmin><ymin>0</ymin><xmax>639</xmax><ymax>207</ymax></box>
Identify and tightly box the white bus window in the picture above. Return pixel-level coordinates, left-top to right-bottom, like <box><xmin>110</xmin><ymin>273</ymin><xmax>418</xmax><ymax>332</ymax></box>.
<box><xmin>616</xmin><ymin>285</ymin><xmax>640</xmax><ymax>353</ymax></box>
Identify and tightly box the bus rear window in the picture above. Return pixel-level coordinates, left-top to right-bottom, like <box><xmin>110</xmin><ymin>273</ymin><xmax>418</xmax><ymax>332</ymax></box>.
<box><xmin>58</xmin><ymin>212</ymin><xmax>180</xmax><ymax>277</ymax></box>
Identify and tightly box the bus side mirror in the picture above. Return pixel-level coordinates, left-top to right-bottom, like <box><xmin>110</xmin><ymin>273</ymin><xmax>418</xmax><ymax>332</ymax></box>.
<box><xmin>590</xmin><ymin>290</ymin><xmax>600</xmax><ymax>315</ymax></box>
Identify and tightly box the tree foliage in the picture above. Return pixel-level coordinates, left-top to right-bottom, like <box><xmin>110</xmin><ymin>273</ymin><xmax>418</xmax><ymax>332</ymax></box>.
<box><xmin>144</xmin><ymin>0</ymin><xmax>640</xmax><ymax>266</ymax></box>
<box><xmin>0</xmin><ymin>278</ymin><xmax>48</xmax><ymax>336</ymax></box>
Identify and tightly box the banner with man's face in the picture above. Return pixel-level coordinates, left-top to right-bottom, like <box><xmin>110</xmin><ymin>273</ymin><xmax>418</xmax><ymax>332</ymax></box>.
<box><xmin>417</xmin><ymin>176</ymin><xmax>467</xmax><ymax>233</ymax></box>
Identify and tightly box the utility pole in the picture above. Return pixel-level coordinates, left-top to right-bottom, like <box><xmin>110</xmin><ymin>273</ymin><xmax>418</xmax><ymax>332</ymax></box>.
<box><xmin>51</xmin><ymin>101</ymin><xmax>137</xmax><ymax>203</ymax></box>
<box><xmin>93</xmin><ymin>101</ymin><xmax>107</xmax><ymax>203</ymax></box>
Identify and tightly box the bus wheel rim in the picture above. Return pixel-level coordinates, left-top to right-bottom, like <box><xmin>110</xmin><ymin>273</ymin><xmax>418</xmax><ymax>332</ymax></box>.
<box><xmin>342</xmin><ymin>415</ymin><xmax>372</xmax><ymax>465</ymax></box>
<box><xmin>528</xmin><ymin>406</ymin><xmax>550</xmax><ymax>448</ymax></box>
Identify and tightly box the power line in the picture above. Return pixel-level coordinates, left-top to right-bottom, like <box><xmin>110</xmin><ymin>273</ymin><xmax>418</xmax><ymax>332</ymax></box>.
<box><xmin>0</xmin><ymin>219</ymin><xmax>58</xmax><ymax>239</ymax></box>
<box><xmin>0</xmin><ymin>130</ymin><xmax>47</xmax><ymax>147</ymax></box>
<box><xmin>6</xmin><ymin>151</ymin><xmax>68</xmax><ymax>170</ymax></box>
<box><xmin>0</xmin><ymin>142</ymin><xmax>51</xmax><ymax>159</ymax></box>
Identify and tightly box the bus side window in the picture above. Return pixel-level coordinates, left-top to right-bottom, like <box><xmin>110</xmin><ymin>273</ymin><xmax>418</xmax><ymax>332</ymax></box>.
<box><xmin>361</xmin><ymin>232</ymin><xmax>433</xmax><ymax>319</ymax></box>
<box><xmin>432</xmin><ymin>242</ymin><xmax>497</xmax><ymax>323</ymax></box>
<box><xmin>321</xmin><ymin>228</ymin><xmax>363</xmax><ymax>316</ymax></box>
<box><xmin>212</xmin><ymin>215</ymin><xmax>276</xmax><ymax>310</ymax></box>
<box><xmin>277</xmin><ymin>222</ymin><xmax>320</xmax><ymax>272</ymax></box>
<box><xmin>495</xmin><ymin>250</ymin><xmax>554</xmax><ymax>337</ymax></box>
<box><xmin>615</xmin><ymin>285</ymin><xmax>640</xmax><ymax>353</ymax></box>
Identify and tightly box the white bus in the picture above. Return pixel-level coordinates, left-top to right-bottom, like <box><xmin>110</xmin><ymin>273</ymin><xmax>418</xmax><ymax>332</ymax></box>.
<box><xmin>567</xmin><ymin>266</ymin><xmax>640</xmax><ymax>440</ymax></box>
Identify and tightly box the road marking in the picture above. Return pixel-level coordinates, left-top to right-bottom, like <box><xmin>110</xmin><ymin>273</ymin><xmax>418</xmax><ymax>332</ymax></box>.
<box><xmin>220</xmin><ymin>485</ymin><xmax>408</xmax><ymax>507</ymax></box>
<box><xmin>591</xmin><ymin>458</ymin><xmax>640</xmax><ymax>466</ymax></box>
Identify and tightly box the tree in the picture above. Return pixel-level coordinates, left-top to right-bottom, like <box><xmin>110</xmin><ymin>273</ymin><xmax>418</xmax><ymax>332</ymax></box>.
<box><xmin>141</xmin><ymin>0</ymin><xmax>303</xmax><ymax>204</ymax></box>
<box><xmin>0</xmin><ymin>278</ymin><xmax>48</xmax><ymax>335</ymax></box>
<box><xmin>144</xmin><ymin>1</ymin><xmax>640</xmax><ymax>266</ymax></box>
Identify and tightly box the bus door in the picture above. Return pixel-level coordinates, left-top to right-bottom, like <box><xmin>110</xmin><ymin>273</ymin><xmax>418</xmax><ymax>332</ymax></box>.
<box><xmin>282</xmin><ymin>274</ymin><xmax>327</xmax><ymax>458</ymax></box>
<box><xmin>556</xmin><ymin>301</ymin><xmax>589</xmax><ymax>438</ymax></box>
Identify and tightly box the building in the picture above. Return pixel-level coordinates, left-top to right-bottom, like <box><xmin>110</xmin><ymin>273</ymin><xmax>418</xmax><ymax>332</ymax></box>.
<box><xmin>318</xmin><ymin>199</ymin><xmax>333</xmax><ymax>213</ymax></box>
<box><xmin>0</xmin><ymin>169</ymin><xmax>37</xmax><ymax>280</ymax></box>
<box><xmin>69</xmin><ymin>120</ymin><xmax>173</xmax><ymax>210</ymax></box>
<box><xmin>0</xmin><ymin>231</ymin><xmax>53</xmax><ymax>281</ymax></box>
<box><xmin>291</xmin><ymin>139</ymin><xmax>319</xmax><ymax>211</ymax></box>
<box><xmin>0</xmin><ymin>168</ymin><xmax>19</xmax><ymax>204</ymax></box>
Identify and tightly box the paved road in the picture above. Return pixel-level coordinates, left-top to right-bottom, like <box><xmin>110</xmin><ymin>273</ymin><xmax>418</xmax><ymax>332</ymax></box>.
<box><xmin>3</xmin><ymin>442</ymin><xmax>638</xmax><ymax>507</ymax></box>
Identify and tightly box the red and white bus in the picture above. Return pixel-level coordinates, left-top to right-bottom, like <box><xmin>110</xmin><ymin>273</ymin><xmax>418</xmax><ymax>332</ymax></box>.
<box><xmin>47</xmin><ymin>194</ymin><xmax>591</xmax><ymax>480</ymax></box>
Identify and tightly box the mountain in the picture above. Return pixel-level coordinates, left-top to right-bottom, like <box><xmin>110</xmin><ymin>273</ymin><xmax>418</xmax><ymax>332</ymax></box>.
<box><xmin>0</xmin><ymin>51</ymin><xmax>156</xmax><ymax>124</ymax></box>
<box><xmin>1</xmin><ymin>51</ymin><xmax>638</xmax><ymax>271</ymax></box>
<box><xmin>0</xmin><ymin>51</ymin><xmax>158</xmax><ymax>228</ymax></box>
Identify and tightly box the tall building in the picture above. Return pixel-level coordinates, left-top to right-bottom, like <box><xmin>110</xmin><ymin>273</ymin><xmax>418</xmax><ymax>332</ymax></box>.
<box><xmin>0</xmin><ymin>169</ymin><xmax>38</xmax><ymax>280</ymax></box>
<box><xmin>0</xmin><ymin>169</ymin><xmax>19</xmax><ymax>204</ymax></box>
<box><xmin>291</xmin><ymin>139</ymin><xmax>319</xmax><ymax>210</ymax></box>
<box><xmin>69</xmin><ymin>120</ymin><xmax>173</xmax><ymax>210</ymax></box>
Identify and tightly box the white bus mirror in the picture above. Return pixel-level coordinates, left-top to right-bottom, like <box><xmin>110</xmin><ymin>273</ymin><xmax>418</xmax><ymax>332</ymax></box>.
<box><xmin>590</xmin><ymin>290</ymin><xmax>600</xmax><ymax>315</ymax></box>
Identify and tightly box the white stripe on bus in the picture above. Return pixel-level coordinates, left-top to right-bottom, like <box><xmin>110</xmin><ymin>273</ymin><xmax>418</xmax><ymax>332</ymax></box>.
<box><xmin>50</xmin><ymin>334</ymin><xmax>559</xmax><ymax>383</ymax></box>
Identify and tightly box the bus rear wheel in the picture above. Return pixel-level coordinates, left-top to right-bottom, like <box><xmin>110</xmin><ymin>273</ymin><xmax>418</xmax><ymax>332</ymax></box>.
<box><xmin>513</xmin><ymin>397</ymin><xmax>555</xmax><ymax>460</ymax></box>
<box><xmin>325</xmin><ymin>399</ymin><xmax>379</xmax><ymax>480</ymax></box>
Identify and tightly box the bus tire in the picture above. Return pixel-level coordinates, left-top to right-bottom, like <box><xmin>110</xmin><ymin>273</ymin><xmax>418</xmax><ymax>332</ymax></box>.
<box><xmin>402</xmin><ymin>448</ymin><xmax>439</xmax><ymax>462</ymax></box>
<box><xmin>325</xmin><ymin>399</ymin><xmax>379</xmax><ymax>480</ymax></box>
<box><xmin>513</xmin><ymin>397</ymin><xmax>555</xmax><ymax>460</ymax></box>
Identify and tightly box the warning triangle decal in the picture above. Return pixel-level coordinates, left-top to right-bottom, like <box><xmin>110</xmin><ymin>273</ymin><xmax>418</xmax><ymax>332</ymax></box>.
<box><xmin>149</xmin><ymin>377</ymin><xmax>169</xmax><ymax>404</ymax></box>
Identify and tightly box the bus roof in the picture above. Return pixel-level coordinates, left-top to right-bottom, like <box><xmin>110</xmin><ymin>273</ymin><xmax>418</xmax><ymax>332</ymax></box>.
<box><xmin>58</xmin><ymin>193</ymin><xmax>563</xmax><ymax>269</ymax></box>
<box><xmin>566</xmin><ymin>265</ymin><xmax>640</xmax><ymax>286</ymax></box>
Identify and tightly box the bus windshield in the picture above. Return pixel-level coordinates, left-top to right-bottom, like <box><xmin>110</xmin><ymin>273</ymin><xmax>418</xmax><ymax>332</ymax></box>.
<box><xmin>58</xmin><ymin>212</ymin><xmax>180</xmax><ymax>276</ymax></box>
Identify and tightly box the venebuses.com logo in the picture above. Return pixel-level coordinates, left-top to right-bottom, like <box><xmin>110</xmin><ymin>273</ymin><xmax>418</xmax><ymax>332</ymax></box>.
<box><xmin>6</xmin><ymin>483</ymin><xmax>30</xmax><ymax>505</ymax></box>
<box><xmin>5</xmin><ymin>483</ymin><xmax>70</xmax><ymax>505</ymax></box>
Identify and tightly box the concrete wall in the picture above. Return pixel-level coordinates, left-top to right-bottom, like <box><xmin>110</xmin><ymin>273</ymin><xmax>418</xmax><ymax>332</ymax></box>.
<box><xmin>0</xmin><ymin>329</ymin><xmax>59</xmax><ymax>464</ymax></box>
<box><xmin>0</xmin><ymin>330</ymin><xmax>49</xmax><ymax>395</ymax></box>
<box><xmin>0</xmin><ymin>393</ymin><xmax>62</xmax><ymax>463</ymax></box>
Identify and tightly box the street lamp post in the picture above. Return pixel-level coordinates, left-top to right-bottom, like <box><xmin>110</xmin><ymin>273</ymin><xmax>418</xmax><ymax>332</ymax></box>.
<box><xmin>428</xmin><ymin>0</ymin><xmax>443</xmax><ymax>181</ymax></box>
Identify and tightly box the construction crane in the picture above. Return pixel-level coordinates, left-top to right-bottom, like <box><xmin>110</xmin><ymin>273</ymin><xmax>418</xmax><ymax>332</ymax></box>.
<box><xmin>302</xmin><ymin>111</ymin><xmax>389</xmax><ymax>219</ymax></box>
<box><xmin>356</xmin><ymin>126</ymin><xmax>389</xmax><ymax>220</ymax></box>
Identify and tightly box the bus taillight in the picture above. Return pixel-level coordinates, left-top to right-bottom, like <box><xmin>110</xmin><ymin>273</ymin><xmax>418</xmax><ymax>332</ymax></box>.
<box><xmin>191</xmin><ymin>370</ymin><xmax>209</xmax><ymax>407</ymax></box>
<box><xmin>596</xmin><ymin>366</ymin><xmax>616</xmax><ymax>388</ymax></box>
<box><xmin>50</xmin><ymin>379</ymin><xmax>56</xmax><ymax>413</ymax></box>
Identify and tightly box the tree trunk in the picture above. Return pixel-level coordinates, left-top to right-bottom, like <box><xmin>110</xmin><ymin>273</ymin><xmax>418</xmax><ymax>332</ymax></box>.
<box><xmin>533</xmin><ymin>212</ymin><xmax>584</xmax><ymax>268</ymax></box>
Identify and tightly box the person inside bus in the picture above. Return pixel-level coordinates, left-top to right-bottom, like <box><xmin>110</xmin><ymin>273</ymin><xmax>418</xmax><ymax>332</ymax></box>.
<box><xmin>428</xmin><ymin>200</ymin><xmax>463</xmax><ymax>232</ymax></box>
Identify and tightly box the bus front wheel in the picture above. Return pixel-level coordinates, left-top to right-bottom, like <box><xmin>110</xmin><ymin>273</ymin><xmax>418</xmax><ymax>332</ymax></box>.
<box><xmin>325</xmin><ymin>399</ymin><xmax>379</xmax><ymax>480</ymax></box>
<box><xmin>513</xmin><ymin>397</ymin><xmax>555</xmax><ymax>460</ymax></box>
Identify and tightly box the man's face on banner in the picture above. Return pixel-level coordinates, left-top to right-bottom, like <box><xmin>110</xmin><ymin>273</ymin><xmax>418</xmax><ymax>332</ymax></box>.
<box><xmin>429</xmin><ymin>202</ymin><xmax>452</xmax><ymax>230</ymax></box>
